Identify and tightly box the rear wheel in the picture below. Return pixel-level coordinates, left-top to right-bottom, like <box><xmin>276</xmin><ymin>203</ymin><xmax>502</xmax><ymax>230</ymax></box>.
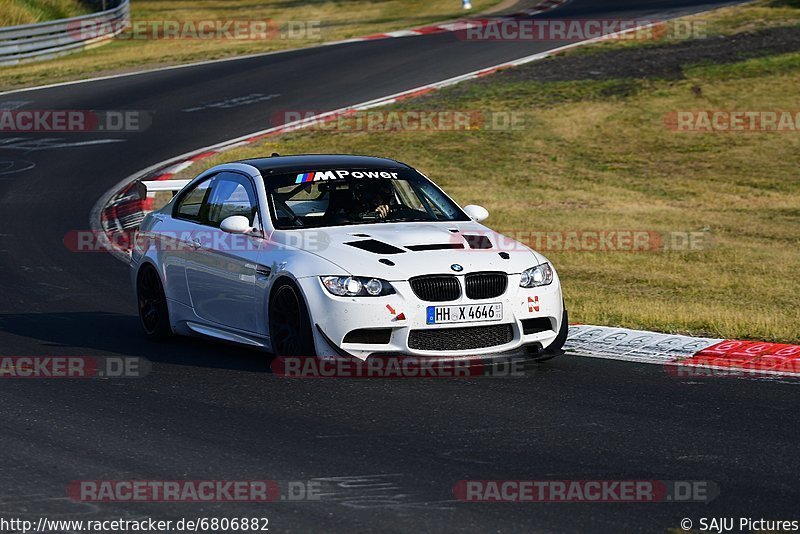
<box><xmin>269</xmin><ymin>279</ymin><xmax>316</xmax><ymax>357</ymax></box>
<box><xmin>137</xmin><ymin>265</ymin><xmax>172</xmax><ymax>340</ymax></box>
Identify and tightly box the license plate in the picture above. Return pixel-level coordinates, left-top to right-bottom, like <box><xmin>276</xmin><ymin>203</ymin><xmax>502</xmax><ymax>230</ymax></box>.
<box><xmin>426</xmin><ymin>303</ymin><xmax>503</xmax><ymax>325</ymax></box>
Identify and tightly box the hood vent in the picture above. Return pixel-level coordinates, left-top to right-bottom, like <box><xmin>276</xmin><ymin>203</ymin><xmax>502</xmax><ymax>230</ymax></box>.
<box><xmin>464</xmin><ymin>235</ymin><xmax>493</xmax><ymax>249</ymax></box>
<box><xmin>345</xmin><ymin>239</ymin><xmax>406</xmax><ymax>255</ymax></box>
<box><xmin>405</xmin><ymin>243</ymin><xmax>465</xmax><ymax>252</ymax></box>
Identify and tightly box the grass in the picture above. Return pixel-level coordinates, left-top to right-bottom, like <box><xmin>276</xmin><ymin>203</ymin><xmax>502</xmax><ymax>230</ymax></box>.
<box><xmin>169</xmin><ymin>1</ymin><xmax>800</xmax><ymax>343</ymax></box>
<box><xmin>0</xmin><ymin>0</ymin><xmax>499</xmax><ymax>91</ymax></box>
<box><xmin>558</xmin><ymin>0</ymin><xmax>800</xmax><ymax>57</ymax></box>
<box><xmin>0</xmin><ymin>0</ymin><xmax>89</xmax><ymax>27</ymax></box>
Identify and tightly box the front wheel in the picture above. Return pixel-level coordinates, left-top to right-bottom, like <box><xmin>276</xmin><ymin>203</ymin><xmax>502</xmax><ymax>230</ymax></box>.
<box><xmin>137</xmin><ymin>265</ymin><xmax>172</xmax><ymax>340</ymax></box>
<box><xmin>268</xmin><ymin>279</ymin><xmax>316</xmax><ymax>357</ymax></box>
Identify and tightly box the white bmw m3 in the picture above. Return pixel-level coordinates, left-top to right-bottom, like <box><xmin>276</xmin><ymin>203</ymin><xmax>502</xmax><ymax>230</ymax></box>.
<box><xmin>131</xmin><ymin>154</ymin><xmax>567</xmax><ymax>361</ymax></box>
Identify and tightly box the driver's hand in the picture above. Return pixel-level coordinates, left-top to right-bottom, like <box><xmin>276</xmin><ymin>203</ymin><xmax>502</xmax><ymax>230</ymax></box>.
<box><xmin>376</xmin><ymin>204</ymin><xmax>390</xmax><ymax>219</ymax></box>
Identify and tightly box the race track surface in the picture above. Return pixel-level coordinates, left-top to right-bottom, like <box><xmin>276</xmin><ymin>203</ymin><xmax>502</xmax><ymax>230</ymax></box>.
<box><xmin>1</xmin><ymin>1</ymin><xmax>793</xmax><ymax>531</ymax></box>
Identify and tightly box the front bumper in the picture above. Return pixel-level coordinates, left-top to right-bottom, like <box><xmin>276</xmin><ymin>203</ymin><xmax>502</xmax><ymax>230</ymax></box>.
<box><xmin>297</xmin><ymin>273</ymin><xmax>564</xmax><ymax>361</ymax></box>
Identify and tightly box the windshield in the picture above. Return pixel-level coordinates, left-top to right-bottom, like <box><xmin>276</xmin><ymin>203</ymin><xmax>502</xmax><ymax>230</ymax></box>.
<box><xmin>265</xmin><ymin>168</ymin><xmax>470</xmax><ymax>229</ymax></box>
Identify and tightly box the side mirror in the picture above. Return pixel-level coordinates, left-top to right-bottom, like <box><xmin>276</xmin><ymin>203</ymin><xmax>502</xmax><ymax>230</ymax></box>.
<box><xmin>220</xmin><ymin>215</ymin><xmax>253</xmax><ymax>235</ymax></box>
<box><xmin>463</xmin><ymin>204</ymin><xmax>489</xmax><ymax>222</ymax></box>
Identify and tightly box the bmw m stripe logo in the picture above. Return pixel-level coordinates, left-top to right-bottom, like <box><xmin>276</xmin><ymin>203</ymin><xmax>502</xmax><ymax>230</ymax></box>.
<box><xmin>451</xmin><ymin>264</ymin><xmax>463</xmax><ymax>272</ymax></box>
<box><xmin>295</xmin><ymin>172</ymin><xmax>315</xmax><ymax>184</ymax></box>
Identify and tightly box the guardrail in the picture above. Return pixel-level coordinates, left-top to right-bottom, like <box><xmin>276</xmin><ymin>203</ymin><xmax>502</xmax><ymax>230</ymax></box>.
<box><xmin>0</xmin><ymin>0</ymin><xmax>130</xmax><ymax>67</ymax></box>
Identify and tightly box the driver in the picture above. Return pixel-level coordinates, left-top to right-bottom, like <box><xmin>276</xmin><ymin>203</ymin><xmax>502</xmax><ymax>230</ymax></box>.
<box><xmin>353</xmin><ymin>180</ymin><xmax>395</xmax><ymax>219</ymax></box>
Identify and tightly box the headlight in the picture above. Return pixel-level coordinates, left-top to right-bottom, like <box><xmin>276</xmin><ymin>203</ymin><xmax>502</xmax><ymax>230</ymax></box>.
<box><xmin>321</xmin><ymin>276</ymin><xmax>396</xmax><ymax>297</ymax></box>
<box><xmin>519</xmin><ymin>263</ymin><xmax>554</xmax><ymax>288</ymax></box>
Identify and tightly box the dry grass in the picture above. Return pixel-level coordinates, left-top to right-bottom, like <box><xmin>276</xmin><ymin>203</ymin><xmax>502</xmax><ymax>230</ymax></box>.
<box><xmin>559</xmin><ymin>0</ymin><xmax>800</xmax><ymax>57</ymax></box>
<box><xmin>171</xmin><ymin>3</ymin><xmax>800</xmax><ymax>343</ymax></box>
<box><xmin>0</xmin><ymin>0</ymin><xmax>88</xmax><ymax>26</ymax></box>
<box><xmin>0</xmin><ymin>0</ymin><xmax>498</xmax><ymax>90</ymax></box>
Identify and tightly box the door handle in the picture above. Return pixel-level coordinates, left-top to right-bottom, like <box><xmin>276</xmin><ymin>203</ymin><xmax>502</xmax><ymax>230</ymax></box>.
<box><xmin>190</xmin><ymin>238</ymin><xmax>202</xmax><ymax>250</ymax></box>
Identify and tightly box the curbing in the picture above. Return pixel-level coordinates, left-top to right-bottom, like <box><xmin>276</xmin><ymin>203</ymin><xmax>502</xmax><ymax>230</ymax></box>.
<box><xmin>565</xmin><ymin>325</ymin><xmax>800</xmax><ymax>378</ymax></box>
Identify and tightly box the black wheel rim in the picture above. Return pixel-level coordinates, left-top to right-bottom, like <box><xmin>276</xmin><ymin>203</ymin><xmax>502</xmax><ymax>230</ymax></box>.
<box><xmin>270</xmin><ymin>286</ymin><xmax>304</xmax><ymax>356</ymax></box>
<box><xmin>138</xmin><ymin>268</ymin><xmax>162</xmax><ymax>334</ymax></box>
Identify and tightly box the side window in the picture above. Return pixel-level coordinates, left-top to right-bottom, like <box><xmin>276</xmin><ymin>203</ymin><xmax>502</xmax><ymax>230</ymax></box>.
<box><xmin>175</xmin><ymin>178</ymin><xmax>213</xmax><ymax>222</ymax></box>
<box><xmin>205</xmin><ymin>172</ymin><xmax>259</xmax><ymax>228</ymax></box>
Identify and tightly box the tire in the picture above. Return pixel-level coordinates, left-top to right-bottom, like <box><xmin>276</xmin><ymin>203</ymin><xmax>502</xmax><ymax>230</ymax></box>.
<box><xmin>136</xmin><ymin>264</ymin><xmax>172</xmax><ymax>341</ymax></box>
<box><xmin>532</xmin><ymin>308</ymin><xmax>568</xmax><ymax>362</ymax></box>
<box><xmin>269</xmin><ymin>279</ymin><xmax>316</xmax><ymax>357</ymax></box>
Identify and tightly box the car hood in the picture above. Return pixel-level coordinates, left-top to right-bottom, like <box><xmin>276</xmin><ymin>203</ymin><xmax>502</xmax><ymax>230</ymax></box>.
<box><xmin>273</xmin><ymin>221</ymin><xmax>541</xmax><ymax>280</ymax></box>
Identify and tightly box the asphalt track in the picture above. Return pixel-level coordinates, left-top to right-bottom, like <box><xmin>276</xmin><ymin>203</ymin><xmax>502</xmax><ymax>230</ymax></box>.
<box><xmin>1</xmin><ymin>1</ymin><xmax>797</xmax><ymax>532</ymax></box>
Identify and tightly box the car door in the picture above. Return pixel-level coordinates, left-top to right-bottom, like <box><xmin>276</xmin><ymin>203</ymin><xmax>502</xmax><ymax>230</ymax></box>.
<box><xmin>185</xmin><ymin>171</ymin><xmax>263</xmax><ymax>333</ymax></box>
<box><xmin>164</xmin><ymin>176</ymin><xmax>214</xmax><ymax>306</ymax></box>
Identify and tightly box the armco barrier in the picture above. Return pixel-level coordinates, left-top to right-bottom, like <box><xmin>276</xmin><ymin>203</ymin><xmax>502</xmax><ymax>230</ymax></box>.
<box><xmin>0</xmin><ymin>0</ymin><xmax>130</xmax><ymax>67</ymax></box>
